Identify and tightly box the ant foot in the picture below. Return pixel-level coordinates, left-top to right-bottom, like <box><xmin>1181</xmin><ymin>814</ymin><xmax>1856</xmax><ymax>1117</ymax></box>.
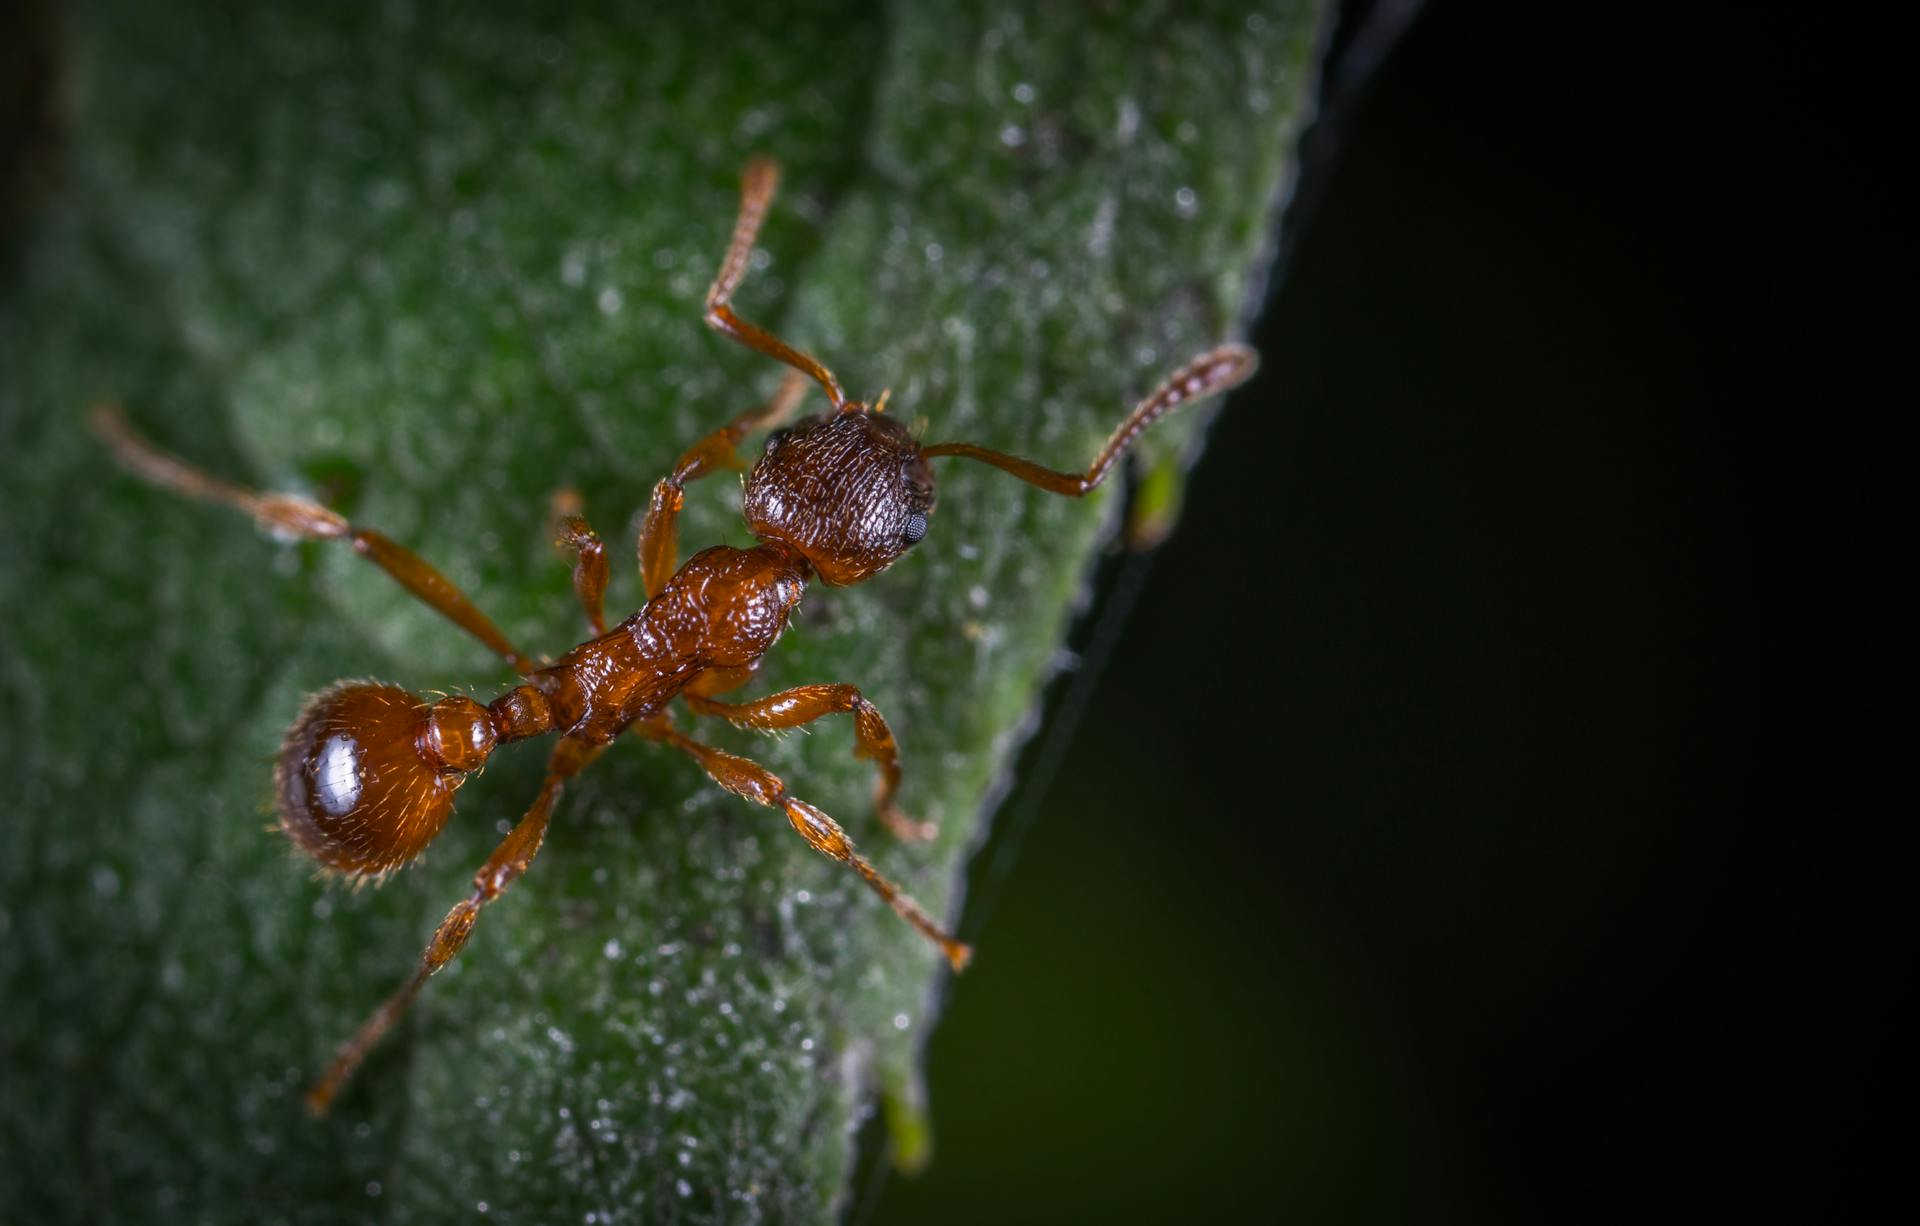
<box><xmin>879</xmin><ymin>807</ymin><xmax>939</xmax><ymax>842</ymax></box>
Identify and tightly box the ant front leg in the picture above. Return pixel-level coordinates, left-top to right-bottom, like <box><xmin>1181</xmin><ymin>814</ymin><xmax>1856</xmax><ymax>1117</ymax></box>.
<box><xmin>304</xmin><ymin>736</ymin><xmax>602</xmax><ymax>1115</ymax></box>
<box><xmin>635</xmin><ymin>719</ymin><xmax>970</xmax><ymax>970</ymax></box>
<box><xmin>549</xmin><ymin>489</ymin><xmax>609</xmax><ymax>635</ymax></box>
<box><xmin>91</xmin><ymin>405</ymin><xmax>540</xmax><ymax>676</ymax></box>
<box><xmin>685</xmin><ymin>684</ymin><xmax>937</xmax><ymax>841</ymax></box>
<box><xmin>637</xmin><ymin>371</ymin><xmax>806</xmax><ymax>596</ymax></box>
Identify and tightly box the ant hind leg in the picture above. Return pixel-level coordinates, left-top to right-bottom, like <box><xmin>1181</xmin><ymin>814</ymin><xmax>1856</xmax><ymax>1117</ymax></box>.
<box><xmin>303</xmin><ymin>736</ymin><xmax>601</xmax><ymax>1115</ymax></box>
<box><xmin>636</xmin><ymin>719</ymin><xmax>968</xmax><ymax>970</ymax></box>
<box><xmin>684</xmin><ymin>683</ymin><xmax>936</xmax><ymax>841</ymax></box>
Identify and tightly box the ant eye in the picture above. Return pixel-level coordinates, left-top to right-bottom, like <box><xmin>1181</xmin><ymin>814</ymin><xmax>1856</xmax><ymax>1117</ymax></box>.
<box><xmin>764</xmin><ymin>428</ymin><xmax>792</xmax><ymax>454</ymax></box>
<box><xmin>902</xmin><ymin>512</ymin><xmax>928</xmax><ymax>546</ymax></box>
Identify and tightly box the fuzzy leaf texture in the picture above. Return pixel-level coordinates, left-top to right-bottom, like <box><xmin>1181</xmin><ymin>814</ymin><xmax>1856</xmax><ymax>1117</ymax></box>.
<box><xmin>0</xmin><ymin>1</ymin><xmax>1325</xmax><ymax>1221</ymax></box>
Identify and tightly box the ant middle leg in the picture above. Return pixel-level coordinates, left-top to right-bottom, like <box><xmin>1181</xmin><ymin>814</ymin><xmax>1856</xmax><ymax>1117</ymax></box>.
<box><xmin>684</xmin><ymin>684</ymin><xmax>937</xmax><ymax>841</ymax></box>
<box><xmin>303</xmin><ymin>735</ymin><xmax>602</xmax><ymax>1115</ymax></box>
<box><xmin>548</xmin><ymin>489</ymin><xmax>609</xmax><ymax>635</ymax></box>
<box><xmin>91</xmin><ymin>404</ymin><xmax>539</xmax><ymax>675</ymax></box>
<box><xmin>703</xmin><ymin>158</ymin><xmax>849</xmax><ymax>410</ymax></box>
<box><xmin>635</xmin><ymin>718</ymin><xmax>970</xmax><ymax>970</ymax></box>
<box><xmin>636</xmin><ymin>370</ymin><xmax>806</xmax><ymax>596</ymax></box>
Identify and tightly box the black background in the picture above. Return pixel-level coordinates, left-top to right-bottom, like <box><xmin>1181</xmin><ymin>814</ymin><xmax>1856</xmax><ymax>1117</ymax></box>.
<box><xmin>872</xmin><ymin>2</ymin><xmax>1900</xmax><ymax>1222</ymax></box>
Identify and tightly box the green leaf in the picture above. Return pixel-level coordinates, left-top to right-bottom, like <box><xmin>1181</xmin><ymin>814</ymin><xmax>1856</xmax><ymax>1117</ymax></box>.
<box><xmin>0</xmin><ymin>1</ymin><xmax>1325</xmax><ymax>1220</ymax></box>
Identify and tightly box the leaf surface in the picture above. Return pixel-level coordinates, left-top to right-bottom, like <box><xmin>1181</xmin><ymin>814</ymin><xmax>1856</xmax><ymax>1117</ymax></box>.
<box><xmin>0</xmin><ymin>1</ymin><xmax>1325</xmax><ymax>1220</ymax></box>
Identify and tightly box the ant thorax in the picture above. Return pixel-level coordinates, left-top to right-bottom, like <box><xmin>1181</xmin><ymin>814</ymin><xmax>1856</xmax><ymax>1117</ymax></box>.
<box><xmin>535</xmin><ymin>543</ymin><xmax>809</xmax><ymax>745</ymax></box>
<box><xmin>743</xmin><ymin>409</ymin><xmax>935</xmax><ymax>586</ymax></box>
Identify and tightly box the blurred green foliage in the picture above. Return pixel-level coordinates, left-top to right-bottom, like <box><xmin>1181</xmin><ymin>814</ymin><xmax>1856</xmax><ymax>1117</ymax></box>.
<box><xmin>0</xmin><ymin>1</ymin><xmax>1323</xmax><ymax>1220</ymax></box>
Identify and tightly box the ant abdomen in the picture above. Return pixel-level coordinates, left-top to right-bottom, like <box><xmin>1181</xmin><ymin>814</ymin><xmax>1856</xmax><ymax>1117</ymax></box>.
<box><xmin>275</xmin><ymin>683</ymin><xmax>496</xmax><ymax>876</ymax></box>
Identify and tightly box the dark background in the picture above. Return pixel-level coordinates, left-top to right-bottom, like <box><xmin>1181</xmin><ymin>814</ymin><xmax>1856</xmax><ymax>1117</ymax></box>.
<box><xmin>870</xmin><ymin>2</ymin><xmax>1899</xmax><ymax>1222</ymax></box>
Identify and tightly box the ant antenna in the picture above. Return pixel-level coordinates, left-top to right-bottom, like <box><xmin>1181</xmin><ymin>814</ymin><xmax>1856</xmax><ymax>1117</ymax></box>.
<box><xmin>922</xmin><ymin>344</ymin><xmax>1257</xmax><ymax>495</ymax></box>
<box><xmin>704</xmin><ymin>157</ymin><xmax>851</xmax><ymax>411</ymax></box>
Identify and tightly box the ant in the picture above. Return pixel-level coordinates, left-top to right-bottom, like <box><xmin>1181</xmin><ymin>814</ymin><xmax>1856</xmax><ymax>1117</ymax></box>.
<box><xmin>91</xmin><ymin>157</ymin><xmax>1257</xmax><ymax>1116</ymax></box>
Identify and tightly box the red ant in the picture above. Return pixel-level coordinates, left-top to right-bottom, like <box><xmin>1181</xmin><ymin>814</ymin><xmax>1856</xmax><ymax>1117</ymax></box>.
<box><xmin>91</xmin><ymin>158</ymin><xmax>1257</xmax><ymax>1115</ymax></box>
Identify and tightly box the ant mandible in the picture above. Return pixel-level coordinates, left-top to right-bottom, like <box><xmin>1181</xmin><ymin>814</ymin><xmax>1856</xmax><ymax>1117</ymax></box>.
<box><xmin>91</xmin><ymin>157</ymin><xmax>1258</xmax><ymax>1115</ymax></box>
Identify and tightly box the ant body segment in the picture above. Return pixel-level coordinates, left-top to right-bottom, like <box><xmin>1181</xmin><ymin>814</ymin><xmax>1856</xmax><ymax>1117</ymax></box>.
<box><xmin>92</xmin><ymin>158</ymin><xmax>1257</xmax><ymax>1115</ymax></box>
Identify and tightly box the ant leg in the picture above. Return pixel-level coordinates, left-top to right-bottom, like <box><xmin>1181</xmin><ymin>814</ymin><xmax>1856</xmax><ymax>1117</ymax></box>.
<box><xmin>635</xmin><ymin>718</ymin><xmax>970</xmax><ymax>970</ymax></box>
<box><xmin>91</xmin><ymin>404</ymin><xmax>539</xmax><ymax>676</ymax></box>
<box><xmin>685</xmin><ymin>685</ymin><xmax>937</xmax><ymax>841</ymax></box>
<box><xmin>548</xmin><ymin>489</ymin><xmax>608</xmax><ymax>635</ymax></box>
<box><xmin>703</xmin><ymin>158</ymin><xmax>849</xmax><ymax>410</ymax></box>
<box><xmin>922</xmin><ymin>344</ymin><xmax>1260</xmax><ymax>495</ymax></box>
<box><xmin>304</xmin><ymin>736</ymin><xmax>602</xmax><ymax>1115</ymax></box>
<box><xmin>637</xmin><ymin>371</ymin><xmax>806</xmax><ymax>596</ymax></box>
<box><xmin>684</xmin><ymin>663</ymin><xmax>760</xmax><ymax>699</ymax></box>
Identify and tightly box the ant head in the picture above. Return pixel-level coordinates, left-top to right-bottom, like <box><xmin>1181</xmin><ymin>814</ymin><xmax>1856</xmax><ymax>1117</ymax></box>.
<box><xmin>743</xmin><ymin>406</ymin><xmax>935</xmax><ymax>585</ymax></box>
